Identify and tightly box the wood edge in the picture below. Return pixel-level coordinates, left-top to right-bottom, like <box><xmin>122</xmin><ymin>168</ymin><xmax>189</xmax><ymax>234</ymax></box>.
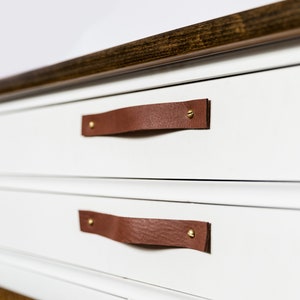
<box><xmin>1</xmin><ymin>29</ymin><xmax>299</xmax><ymax>103</ymax></box>
<box><xmin>0</xmin><ymin>288</ymin><xmax>33</xmax><ymax>300</ymax></box>
<box><xmin>0</xmin><ymin>0</ymin><xmax>299</xmax><ymax>100</ymax></box>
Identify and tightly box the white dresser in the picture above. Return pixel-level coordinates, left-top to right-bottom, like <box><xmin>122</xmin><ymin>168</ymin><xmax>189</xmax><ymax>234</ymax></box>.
<box><xmin>0</xmin><ymin>2</ymin><xmax>300</xmax><ymax>299</ymax></box>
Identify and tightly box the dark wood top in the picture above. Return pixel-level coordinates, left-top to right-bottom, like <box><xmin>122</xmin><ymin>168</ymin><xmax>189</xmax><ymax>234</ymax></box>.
<box><xmin>0</xmin><ymin>0</ymin><xmax>299</xmax><ymax>99</ymax></box>
<box><xmin>0</xmin><ymin>288</ymin><xmax>33</xmax><ymax>300</ymax></box>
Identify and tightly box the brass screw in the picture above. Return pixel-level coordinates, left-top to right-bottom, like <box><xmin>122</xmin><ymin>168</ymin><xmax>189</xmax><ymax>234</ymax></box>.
<box><xmin>187</xmin><ymin>109</ymin><xmax>194</xmax><ymax>119</ymax></box>
<box><xmin>88</xmin><ymin>218</ymin><xmax>94</xmax><ymax>226</ymax></box>
<box><xmin>187</xmin><ymin>229</ymin><xmax>195</xmax><ymax>238</ymax></box>
<box><xmin>89</xmin><ymin>121</ymin><xmax>95</xmax><ymax>129</ymax></box>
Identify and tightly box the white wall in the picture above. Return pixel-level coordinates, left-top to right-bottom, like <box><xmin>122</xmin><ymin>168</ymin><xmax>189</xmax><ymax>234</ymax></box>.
<box><xmin>0</xmin><ymin>0</ymin><xmax>278</xmax><ymax>78</ymax></box>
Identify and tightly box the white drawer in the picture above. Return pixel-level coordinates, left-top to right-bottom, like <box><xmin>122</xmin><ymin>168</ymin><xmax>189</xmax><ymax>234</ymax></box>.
<box><xmin>0</xmin><ymin>66</ymin><xmax>299</xmax><ymax>180</ymax></box>
<box><xmin>0</xmin><ymin>189</ymin><xmax>299</xmax><ymax>300</ymax></box>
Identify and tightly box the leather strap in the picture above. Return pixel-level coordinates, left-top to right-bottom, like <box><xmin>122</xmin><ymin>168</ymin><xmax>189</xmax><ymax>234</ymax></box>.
<box><xmin>79</xmin><ymin>210</ymin><xmax>211</xmax><ymax>253</ymax></box>
<box><xmin>82</xmin><ymin>99</ymin><xmax>210</xmax><ymax>136</ymax></box>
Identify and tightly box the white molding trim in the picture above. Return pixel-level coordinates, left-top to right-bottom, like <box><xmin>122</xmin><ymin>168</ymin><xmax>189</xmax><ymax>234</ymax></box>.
<box><xmin>0</xmin><ymin>246</ymin><xmax>206</xmax><ymax>300</ymax></box>
<box><xmin>0</xmin><ymin>174</ymin><xmax>300</xmax><ymax>210</ymax></box>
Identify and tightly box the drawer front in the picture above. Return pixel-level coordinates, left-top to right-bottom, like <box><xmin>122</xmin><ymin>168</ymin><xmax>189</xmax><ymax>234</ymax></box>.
<box><xmin>0</xmin><ymin>190</ymin><xmax>299</xmax><ymax>300</ymax></box>
<box><xmin>0</xmin><ymin>66</ymin><xmax>299</xmax><ymax>180</ymax></box>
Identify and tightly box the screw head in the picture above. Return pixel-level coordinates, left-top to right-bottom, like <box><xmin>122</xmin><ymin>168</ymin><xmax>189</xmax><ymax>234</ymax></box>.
<box><xmin>89</xmin><ymin>121</ymin><xmax>95</xmax><ymax>129</ymax></box>
<box><xmin>187</xmin><ymin>110</ymin><xmax>194</xmax><ymax>119</ymax></box>
<box><xmin>88</xmin><ymin>218</ymin><xmax>94</xmax><ymax>226</ymax></box>
<box><xmin>187</xmin><ymin>229</ymin><xmax>195</xmax><ymax>238</ymax></box>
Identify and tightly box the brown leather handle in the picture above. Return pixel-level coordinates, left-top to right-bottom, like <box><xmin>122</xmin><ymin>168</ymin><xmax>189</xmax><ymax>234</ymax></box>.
<box><xmin>82</xmin><ymin>99</ymin><xmax>210</xmax><ymax>136</ymax></box>
<box><xmin>79</xmin><ymin>211</ymin><xmax>211</xmax><ymax>253</ymax></box>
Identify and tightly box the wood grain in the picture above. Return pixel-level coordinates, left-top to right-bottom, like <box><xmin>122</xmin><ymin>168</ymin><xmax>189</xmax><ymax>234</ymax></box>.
<box><xmin>0</xmin><ymin>288</ymin><xmax>33</xmax><ymax>300</ymax></box>
<box><xmin>0</xmin><ymin>0</ymin><xmax>299</xmax><ymax>99</ymax></box>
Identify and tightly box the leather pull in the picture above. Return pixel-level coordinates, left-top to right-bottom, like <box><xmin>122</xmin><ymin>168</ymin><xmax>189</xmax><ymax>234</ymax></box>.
<box><xmin>82</xmin><ymin>99</ymin><xmax>210</xmax><ymax>136</ymax></box>
<box><xmin>79</xmin><ymin>211</ymin><xmax>211</xmax><ymax>253</ymax></box>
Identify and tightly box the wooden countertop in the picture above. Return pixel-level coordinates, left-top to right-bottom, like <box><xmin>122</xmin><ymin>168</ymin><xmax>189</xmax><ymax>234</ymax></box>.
<box><xmin>0</xmin><ymin>288</ymin><xmax>33</xmax><ymax>300</ymax></box>
<box><xmin>0</xmin><ymin>0</ymin><xmax>299</xmax><ymax>100</ymax></box>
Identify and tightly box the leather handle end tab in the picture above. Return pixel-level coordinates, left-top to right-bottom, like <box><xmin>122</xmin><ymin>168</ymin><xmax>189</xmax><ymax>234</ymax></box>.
<box><xmin>82</xmin><ymin>99</ymin><xmax>210</xmax><ymax>136</ymax></box>
<box><xmin>79</xmin><ymin>210</ymin><xmax>211</xmax><ymax>253</ymax></box>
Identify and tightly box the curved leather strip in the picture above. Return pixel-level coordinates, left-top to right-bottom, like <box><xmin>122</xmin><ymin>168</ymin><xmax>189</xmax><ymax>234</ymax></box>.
<box><xmin>79</xmin><ymin>210</ymin><xmax>211</xmax><ymax>253</ymax></box>
<box><xmin>82</xmin><ymin>99</ymin><xmax>210</xmax><ymax>136</ymax></box>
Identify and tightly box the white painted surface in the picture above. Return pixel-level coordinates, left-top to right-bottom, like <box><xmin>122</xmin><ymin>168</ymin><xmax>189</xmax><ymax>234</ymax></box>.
<box><xmin>0</xmin><ymin>0</ymin><xmax>278</xmax><ymax>78</ymax></box>
<box><xmin>0</xmin><ymin>247</ymin><xmax>204</xmax><ymax>300</ymax></box>
<box><xmin>1</xmin><ymin>175</ymin><xmax>300</xmax><ymax>210</ymax></box>
<box><xmin>0</xmin><ymin>190</ymin><xmax>299</xmax><ymax>299</ymax></box>
<box><xmin>0</xmin><ymin>10</ymin><xmax>299</xmax><ymax>299</ymax></box>
<box><xmin>0</xmin><ymin>66</ymin><xmax>299</xmax><ymax>180</ymax></box>
<box><xmin>0</xmin><ymin>263</ymin><xmax>123</xmax><ymax>300</ymax></box>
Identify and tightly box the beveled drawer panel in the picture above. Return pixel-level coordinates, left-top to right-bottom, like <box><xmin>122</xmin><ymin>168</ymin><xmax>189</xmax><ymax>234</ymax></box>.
<box><xmin>0</xmin><ymin>189</ymin><xmax>299</xmax><ymax>299</ymax></box>
<box><xmin>0</xmin><ymin>66</ymin><xmax>299</xmax><ymax>180</ymax></box>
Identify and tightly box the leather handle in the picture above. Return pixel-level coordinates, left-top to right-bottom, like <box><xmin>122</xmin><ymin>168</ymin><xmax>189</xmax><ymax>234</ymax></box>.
<box><xmin>82</xmin><ymin>99</ymin><xmax>210</xmax><ymax>136</ymax></box>
<box><xmin>79</xmin><ymin>211</ymin><xmax>211</xmax><ymax>253</ymax></box>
